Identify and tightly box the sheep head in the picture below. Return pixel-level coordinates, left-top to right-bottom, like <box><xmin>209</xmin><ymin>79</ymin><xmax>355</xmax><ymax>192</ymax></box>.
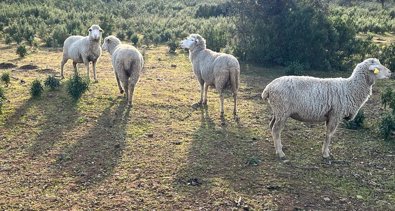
<box><xmin>88</xmin><ymin>25</ymin><xmax>103</xmax><ymax>41</ymax></box>
<box><xmin>353</xmin><ymin>58</ymin><xmax>392</xmax><ymax>85</ymax></box>
<box><xmin>102</xmin><ymin>35</ymin><xmax>121</xmax><ymax>55</ymax></box>
<box><xmin>180</xmin><ymin>34</ymin><xmax>206</xmax><ymax>50</ymax></box>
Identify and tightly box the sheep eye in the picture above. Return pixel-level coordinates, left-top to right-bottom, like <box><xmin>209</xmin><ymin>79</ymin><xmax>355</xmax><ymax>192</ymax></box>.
<box><xmin>89</xmin><ymin>29</ymin><xmax>92</xmax><ymax>32</ymax></box>
<box><xmin>99</xmin><ymin>29</ymin><xmax>103</xmax><ymax>32</ymax></box>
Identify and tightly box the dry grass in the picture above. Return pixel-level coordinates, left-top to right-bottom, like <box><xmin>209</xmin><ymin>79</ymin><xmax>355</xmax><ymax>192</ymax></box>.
<box><xmin>0</xmin><ymin>43</ymin><xmax>394</xmax><ymax>210</ymax></box>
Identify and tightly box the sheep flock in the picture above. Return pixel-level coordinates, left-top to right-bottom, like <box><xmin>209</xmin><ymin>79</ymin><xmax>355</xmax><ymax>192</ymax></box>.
<box><xmin>57</xmin><ymin>26</ymin><xmax>393</xmax><ymax>160</ymax></box>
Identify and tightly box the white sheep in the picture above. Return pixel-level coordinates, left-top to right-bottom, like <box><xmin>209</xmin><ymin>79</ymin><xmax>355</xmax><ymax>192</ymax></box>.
<box><xmin>180</xmin><ymin>34</ymin><xmax>240</xmax><ymax>119</ymax></box>
<box><xmin>262</xmin><ymin>58</ymin><xmax>391</xmax><ymax>159</ymax></box>
<box><xmin>102</xmin><ymin>35</ymin><xmax>144</xmax><ymax>106</ymax></box>
<box><xmin>60</xmin><ymin>24</ymin><xmax>103</xmax><ymax>81</ymax></box>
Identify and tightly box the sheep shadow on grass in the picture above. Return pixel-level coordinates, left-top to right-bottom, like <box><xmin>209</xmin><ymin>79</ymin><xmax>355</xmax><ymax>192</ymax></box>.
<box><xmin>54</xmin><ymin>100</ymin><xmax>130</xmax><ymax>186</ymax></box>
<box><xmin>174</xmin><ymin>108</ymin><xmax>275</xmax><ymax>208</ymax></box>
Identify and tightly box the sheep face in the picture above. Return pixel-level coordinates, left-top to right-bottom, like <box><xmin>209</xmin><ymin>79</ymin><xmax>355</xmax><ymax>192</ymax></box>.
<box><xmin>180</xmin><ymin>36</ymin><xmax>197</xmax><ymax>49</ymax></box>
<box><xmin>88</xmin><ymin>25</ymin><xmax>103</xmax><ymax>41</ymax></box>
<box><xmin>365</xmin><ymin>58</ymin><xmax>391</xmax><ymax>79</ymax></box>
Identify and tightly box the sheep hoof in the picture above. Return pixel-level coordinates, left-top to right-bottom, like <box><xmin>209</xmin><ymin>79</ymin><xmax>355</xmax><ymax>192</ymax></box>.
<box><xmin>120</xmin><ymin>90</ymin><xmax>124</xmax><ymax>94</ymax></box>
<box><xmin>322</xmin><ymin>155</ymin><xmax>334</xmax><ymax>165</ymax></box>
<box><xmin>93</xmin><ymin>80</ymin><xmax>99</xmax><ymax>83</ymax></box>
<box><xmin>192</xmin><ymin>102</ymin><xmax>202</xmax><ymax>109</ymax></box>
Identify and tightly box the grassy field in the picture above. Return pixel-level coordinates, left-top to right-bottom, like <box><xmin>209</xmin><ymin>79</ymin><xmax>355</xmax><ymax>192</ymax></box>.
<box><xmin>0</xmin><ymin>44</ymin><xmax>394</xmax><ymax>210</ymax></box>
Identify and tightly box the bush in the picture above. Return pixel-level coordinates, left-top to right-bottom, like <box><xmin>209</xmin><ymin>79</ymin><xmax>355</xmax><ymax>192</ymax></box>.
<box><xmin>285</xmin><ymin>61</ymin><xmax>304</xmax><ymax>76</ymax></box>
<box><xmin>381</xmin><ymin>87</ymin><xmax>393</xmax><ymax>109</ymax></box>
<box><xmin>67</xmin><ymin>74</ymin><xmax>89</xmax><ymax>100</ymax></box>
<box><xmin>131</xmin><ymin>34</ymin><xmax>139</xmax><ymax>46</ymax></box>
<box><xmin>167</xmin><ymin>39</ymin><xmax>178</xmax><ymax>53</ymax></box>
<box><xmin>379</xmin><ymin>114</ymin><xmax>395</xmax><ymax>141</ymax></box>
<box><xmin>44</xmin><ymin>75</ymin><xmax>60</xmax><ymax>90</ymax></box>
<box><xmin>16</xmin><ymin>45</ymin><xmax>27</xmax><ymax>58</ymax></box>
<box><xmin>1</xmin><ymin>72</ymin><xmax>11</xmax><ymax>86</ymax></box>
<box><xmin>343</xmin><ymin>110</ymin><xmax>365</xmax><ymax>130</ymax></box>
<box><xmin>30</xmin><ymin>79</ymin><xmax>44</xmax><ymax>98</ymax></box>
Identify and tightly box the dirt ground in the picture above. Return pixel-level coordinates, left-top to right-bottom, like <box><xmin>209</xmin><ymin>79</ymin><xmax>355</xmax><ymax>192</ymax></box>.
<box><xmin>0</xmin><ymin>44</ymin><xmax>394</xmax><ymax>210</ymax></box>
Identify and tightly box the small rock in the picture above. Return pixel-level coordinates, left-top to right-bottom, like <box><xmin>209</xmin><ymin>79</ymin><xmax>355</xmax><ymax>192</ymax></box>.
<box><xmin>171</xmin><ymin>64</ymin><xmax>177</xmax><ymax>68</ymax></box>
<box><xmin>323</xmin><ymin>197</ymin><xmax>331</xmax><ymax>202</ymax></box>
<box><xmin>172</xmin><ymin>140</ymin><xmax>182</xmax><ymax>145</ymax></box>
<box><xmin>20</xmin><ymin>79</ymin><xmax>26</xmax><ymax>84</ymax></box>
<box><xmin>356</xmin><ymin>195</ymin><xmax>363</xmax><ymax>199</ymax></box>
<box><xmin>147</xmin><ymin>133</ymin><xmax>154</xmax><ymax>138</ymax></box>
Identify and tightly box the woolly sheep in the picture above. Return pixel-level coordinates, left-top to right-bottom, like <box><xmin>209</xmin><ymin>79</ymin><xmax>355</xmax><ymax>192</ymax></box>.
<box><xmin>60</xmin><ymin>24</ymin><xmax>103</xmax><ymax>81</ymax></box>
<box><xmin>261</xmin><ymin>58</ymin><xmax>391</xmax><ymax>159</ymax></box>
<box><xmin>180</xmin><ymin>34</ymin><xmax>240</xmax><ymax>119</ymax></box>
<box><xmin>102</xmin><ymin>35</ymin><xmax>144</xmax><ymax>106</ymax></box>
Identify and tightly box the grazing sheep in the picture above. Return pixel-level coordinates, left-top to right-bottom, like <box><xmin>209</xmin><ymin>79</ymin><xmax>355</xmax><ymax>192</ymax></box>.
<box><xmin>262</xmin><ymin>58</ymin><xmax>391</xmax><ymax>159</ymax></box>
<box><xmin>102</xmin><ymin>35</ymin><xmax>144</xmax><ymax>106</ymax></box>
<box><xmin>61</xmin><ymin>24</ymin><xmax>103</xmax><ymax>81</ymax></box>
<box><xmin>180</xmin><ymin>34</ymin><xmax>240</xmax><ymax>119</ymax></box>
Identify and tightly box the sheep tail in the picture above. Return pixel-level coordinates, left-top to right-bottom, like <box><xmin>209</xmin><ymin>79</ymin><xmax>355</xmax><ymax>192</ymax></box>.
<box><xmin>229</xmin><ymin>67</ymin><xmax>239</xmax><ymax>91</ymax></box>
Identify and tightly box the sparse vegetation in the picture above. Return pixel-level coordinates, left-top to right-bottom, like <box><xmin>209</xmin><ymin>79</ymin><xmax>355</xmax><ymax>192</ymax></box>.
<box><xmin>67</xmin><ymin>74</ymin><xmax>89</xmax><ymax>100</ymax></box>
<box><xmin>30</xmin><ymin>79</ymin><xmax>44</xmax><ymax>98</ymax></box>
<box><xmin>44</xmin><ymin>75</ymin><xmax>60</xmax><ymax>90</ymax></box>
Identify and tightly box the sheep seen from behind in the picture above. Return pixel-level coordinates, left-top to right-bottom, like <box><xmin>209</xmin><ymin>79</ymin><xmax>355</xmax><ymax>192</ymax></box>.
<box><xmin>262</xmin><ymin>58</ymin><xmax>391</xmax><ymax>159</ymax></box>
<box><xmin>61</xmin><ymin>24</ymin><xmax>103</xmax><ymax>81</ymax></box>
<box><xmin>180</xmin><ymin>34</ymin><xmax>240</xmax><ymax>120</ymax></box>
<box><xmin>102</xmin><ymin>35</ymin><xmax>144</xmax><ymax>107</ymax></box>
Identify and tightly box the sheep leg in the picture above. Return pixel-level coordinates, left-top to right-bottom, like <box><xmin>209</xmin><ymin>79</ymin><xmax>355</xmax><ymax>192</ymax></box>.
<box><xmin>233</xmin><ymin>91</ymin><xmax>238</xmax><ymax>117</ymax></box>
<box><xmin>198</xmin><ymin>81</ymin><xmax>204</xmax><ymax>105</ymax></box>
<box><xmin>202</xmin><ymin>83</ymin><xmax>209</xmax><ymax>106</ymax></box>
<box><xmin>72</xmin><ymin>62</ymin><xmax>78</xmax><ymax>74</ymax></box>
<box><xmin>60</xmin><ymin>58</ymin><xmax>68</xmax><ymax>79</ymax></box>
<box><xmin>83</xmin><ymin>58</ymin><xmax>90</xmax><ymax>80</ymax></box>
<box><xmin>272</xmin><ymin>117</ymin><xmax>286</xmax><ymax>158</ymax></box>
<box><xmin>322</xmin><ymin>117</ymin><xmax>338</xmax><ymax>158</ymax></box>
<box><xmin>127</xmin><ymin>81</ymin><xmax>135</xmax><ymax>107</ymax></box>
<box><xmin>269</xmin><ymin>116</ymin><xmax>275</xmax><ymax>130</ymax></box>
<box><xmin>219</xmin><ymin>91</ymin><xmax>225</xmax><ymax>118</ymax></box>
<box><xmin>114</xmin><ymin>71</ymin><xmax>124</xmax><ymax>94</ymax></box>
<box><xmin>92</xmin><ymin>60</ymin><xmax>98</xmax><ymax>82</ymax></box>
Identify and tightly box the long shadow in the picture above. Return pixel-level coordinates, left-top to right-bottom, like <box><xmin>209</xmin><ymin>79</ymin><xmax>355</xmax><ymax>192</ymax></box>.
<box><xmin>5</xmin><ymin>92</ymin><xmax>79</xmax><ymax>157</ymax></box>
<box><xmin>27</xmin><ymin>94</ymin><xmax>79</xmax><ymax>157</ymax></box>
<box><xmin>54</xmin><ymin>100</ymin><xmax>130</xmax><ymax>187</ymax></box>
<box><xmin>174</xmin><ymin>107</ymin><xmax>268</xmax><ymax>198</ymax></box>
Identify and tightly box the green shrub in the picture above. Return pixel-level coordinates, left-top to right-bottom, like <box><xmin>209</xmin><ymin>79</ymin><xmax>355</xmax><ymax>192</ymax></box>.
<box><xmin>1</xmin><ymin>72</ymin><xmax>11</xmax><ymax>86</ymax></box>
<box><xmin>30</xmin><ymin>79</ymin><xmax>44</xmax><ymax>98</ymax></box>
<box><xmin>167</xmin><ymin>39</ymin><xmax>178</xmax><ymax>53</ymax></box>
<box><xmin>381</xmin><ymin>87</ymin><xmax>393</xmax><ymax>109</ymax></box>
<box><xmin>16</xmin><ymin>45</ymin><xmax>27</xmax><ymax>58</ymax></box>
<box><xmin>44</xmin><ymin>75</ymin><xmax>60</xmax><ymax>90</ymax></box>
<box><xmin>67</xmin><ymin>74</ymin><xmax>89</xmax><ymax>100</ymax></box>
<box><xmin>343</xmin><ymin>110</ymin><xmax>365</xmax><ymax>130</ymax></box>
<box><xmin>131</xmin><ymin>34</ymin><xmax>139</xmax><ymax>46</ymax></box>
<box><xmin>285</xmin><ymin>61</ymin><xmax>304</xmax><ymax>76</ymax></box>
<box><xmin>379</xmin><ymin>114</ymin><xmax>395</xmax><ymax>141</ymax></box>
